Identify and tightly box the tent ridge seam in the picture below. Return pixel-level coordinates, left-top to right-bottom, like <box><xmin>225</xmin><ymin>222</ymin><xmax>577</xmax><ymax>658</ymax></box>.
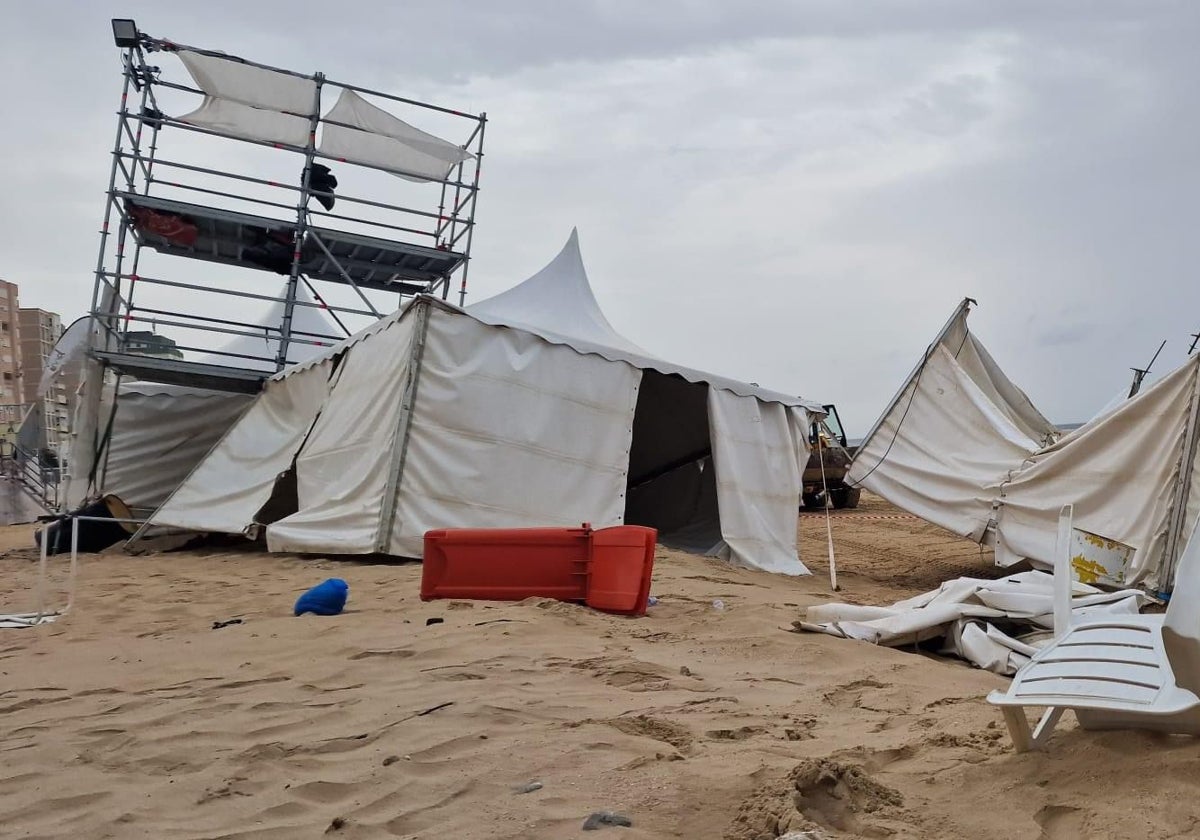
<box><xmin>376</xmin><ymin>300</ymin><xmax>431</xmax><ymax>553</ymax></box>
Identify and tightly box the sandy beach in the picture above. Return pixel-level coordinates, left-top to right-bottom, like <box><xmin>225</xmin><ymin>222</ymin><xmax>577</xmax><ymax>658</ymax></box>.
<box><xmin>2</xmin><ymin>495</ymin><xmax>1197</xmax><ymax>839</ymax></box>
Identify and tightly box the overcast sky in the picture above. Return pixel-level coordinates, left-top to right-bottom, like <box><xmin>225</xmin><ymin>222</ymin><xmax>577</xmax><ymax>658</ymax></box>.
<box><xmin>3</xmin><ymin>1</ymin><xmax>1198</xmax><ymax>434</ymax></box>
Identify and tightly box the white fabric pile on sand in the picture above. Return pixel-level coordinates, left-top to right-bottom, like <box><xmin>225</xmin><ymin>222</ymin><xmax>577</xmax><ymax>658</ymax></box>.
<box><xmin>799</xmin><ymin>571</ymin><xmax>1149</xmax><ymax>675</ymax></box>
<box><xmin>146</xmin><ymin>231</ymin><xmax>823</xmax><ymax>575</ymax></box>
<box><xmin>848</xmin><ymin>298</ymin><xmax>1200</xmax><ymax>592</ymax></box>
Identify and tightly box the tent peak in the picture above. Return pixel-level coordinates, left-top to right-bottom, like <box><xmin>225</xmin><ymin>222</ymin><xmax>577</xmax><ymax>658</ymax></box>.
<box><xmin>467</xmin><ymin>230</ymin><xmax>649</xmax><ymax>356</ymax></box>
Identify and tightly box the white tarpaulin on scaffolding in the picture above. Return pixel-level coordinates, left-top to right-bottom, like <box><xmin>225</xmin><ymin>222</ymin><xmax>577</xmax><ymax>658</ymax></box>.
<box><xmin>148</xmin><ymin>231</ymin><xmax>822</xmax><ymax>574</ymax></box>
<box><xmin>177</xmin><ymin>50</ymin><xmax>315</xmax><ymax>146</ymax></box>
<box><xmin>848</xmin><ymin>299</ymin><xmax>1200</xmax><ymax>591</ymax></box>
<box><xmin>173</xmin><ymin>50</ymin><xmax>469</xmax><ymax>181</ymax></box>
<box><xmin>799</xmin><ymin>572</ymin><xmax>1149</xmax><ymax>675</ymax></box>
<box><xmin>320</xmin><ymin>89</ymin><xmax>473</xmax><ymax>182</ymax></box>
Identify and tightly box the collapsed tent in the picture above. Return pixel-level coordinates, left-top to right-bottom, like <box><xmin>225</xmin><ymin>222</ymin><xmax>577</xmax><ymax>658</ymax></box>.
<box><xmin>848</xmin><ymin>298</ymin><xmax>1200</xmax><ymax>592</ymax></box>
<box><xmin>146</xmin><ymin>231</ymin><xmax>823</xmax><ymax>574</ymax></box>
<box><xmin>87</xmin><ymin>382</ymin><xmax>253</xmax><ymax>511</ymax></box>
<box><xmin>799</xmin><ymin>571</ymin><xmax>1147</xmax><ymax>675</ymax></box>
<box><xmin>64</xmin><ymin>284</ymin><xmax>342</xmax><ymax>510</ymax></box>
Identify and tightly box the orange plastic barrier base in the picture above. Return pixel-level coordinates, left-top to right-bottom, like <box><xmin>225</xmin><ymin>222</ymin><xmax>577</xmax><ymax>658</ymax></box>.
<box><xmin>421</xmin><ymin>524</ymin><xmax>656</xmax><ymax>616</ymax></box>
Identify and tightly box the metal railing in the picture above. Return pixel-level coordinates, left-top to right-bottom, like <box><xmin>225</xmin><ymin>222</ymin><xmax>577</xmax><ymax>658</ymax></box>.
<box><xmin>87</xmin><ymin>28</ymin><xmax>486</xmax><ymax>378</ymax></box>
<box><xmin>1</xmin><ymin>445</ymin><xmax>60</xmax><ymax>511</ymax></box>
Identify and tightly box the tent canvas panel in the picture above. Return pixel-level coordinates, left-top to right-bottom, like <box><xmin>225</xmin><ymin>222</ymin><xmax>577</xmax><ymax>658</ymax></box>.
<box><xmin>994</xmin><ymin>355</ymin><xmax>1200</xmax><ymax>586</ymax></box>
<box><xmin>849</xmin><ymin>299</ymin><xmax>1200</xmax><ymax>590</ymax></box>
<box><xmin>942</xmin><ymin>314</ymin><xmax>1059</xmax><ymax>445</ymax></box>
<box><xmin>150</xmin><ymin>357</ymin><xmax>335</xmax><ymax>534</ymax></box>
<box><xmin>708</xmin><ymin>390</ymin><xmax>812</xmax><ymax>575</ymax></box>
<box><xmin>266</xmin><ymin>314</ymin><xmax>417</xmax><ymax>554</ymax></box>
<box><xmin>387</xmin><ymin>306</ymin><xmax>641</xmax><ymax>557</ymax></box>
<box><xmin>100</xmin><ymin>384</ymin><xmax>253</xmax><ymax>510</ymax></box>
<box><xmin>848</xmin><ymin>344</ymin><xmax>1042</xmax><ymax>541</ymax></box>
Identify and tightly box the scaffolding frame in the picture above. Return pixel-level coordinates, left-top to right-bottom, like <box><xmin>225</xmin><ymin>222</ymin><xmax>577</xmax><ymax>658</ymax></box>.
<box><xmin>88</xmin><ymin>23</ymin><xmax>487</xmax><ymax>389</ymax></box>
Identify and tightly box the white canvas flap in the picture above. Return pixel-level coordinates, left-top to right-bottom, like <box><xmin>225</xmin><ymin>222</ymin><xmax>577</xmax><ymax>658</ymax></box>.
<box><xmin>707</xmin><ymin>390</ymin><xmax>811</xmax><ymax>575</ymax></box>
<box><xmin>149</xmin><ymin>358</ymin><xmax>334</xmax><ymax>534</ymax></box>
<box><xmin>319</xmin><ymin>89</ymin><xmax>471</xmax><ymax>181</ymax></box>
<box><xmin>178</xmin><ymin>50</ymin><xmax>317</xmax><ymax>114</ymax></box>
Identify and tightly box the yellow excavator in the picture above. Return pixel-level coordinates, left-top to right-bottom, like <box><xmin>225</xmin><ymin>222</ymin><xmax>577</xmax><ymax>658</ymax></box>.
<box><xmin>802</xmin><ymin>404</ymin><xmax>861</xmax><ymax>510</ymax></box>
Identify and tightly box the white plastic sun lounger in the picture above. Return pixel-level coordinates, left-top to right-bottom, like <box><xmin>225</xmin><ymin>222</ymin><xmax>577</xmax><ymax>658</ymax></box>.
<box><xmin>988</xmin><ymin>505</ymin><xmax>1200</xmax><ymax>751</ymax></box>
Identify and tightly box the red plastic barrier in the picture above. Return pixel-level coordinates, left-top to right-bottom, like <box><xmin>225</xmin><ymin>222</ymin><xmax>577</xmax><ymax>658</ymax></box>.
<box><xmin>585</xmin><ymin>526</ymin><xmax>656</xmax><ymax>615</ymax></box>
<box><xmin>421</xmin><ymin>524</ymin><xmax>656</xmax><ymax>616</ymax></box>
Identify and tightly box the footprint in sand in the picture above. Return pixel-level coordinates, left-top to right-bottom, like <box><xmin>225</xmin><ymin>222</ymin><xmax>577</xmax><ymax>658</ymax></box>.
<box><xmin>1036</xmin><ymin>804</ymin><xmax>1088</xmax><ymax>839</ymax></box>
<box><xmin>706</xmin><ymin>725</ymin><xmax>768</xmax><ymax>741</ymax></box>
<box><xmin>602</xmin><ymin>714</ymin><xmax>694</xmax><ymax>753</ymax></box>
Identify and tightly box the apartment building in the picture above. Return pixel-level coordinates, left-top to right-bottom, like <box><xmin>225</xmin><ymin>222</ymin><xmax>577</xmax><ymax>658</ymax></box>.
<box><xmin>0</xmin><ymin>280</ymin><xmax>22</xmax><ymax>453</ymax></box>
<box><xmin>18</xmin><ymin>307</ymin><xmax>70</xmax><ymax>457</ymax></box>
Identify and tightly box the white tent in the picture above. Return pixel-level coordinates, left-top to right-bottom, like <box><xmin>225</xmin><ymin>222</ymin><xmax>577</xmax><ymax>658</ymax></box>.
<box><xmin>193</xmin><ymin>282</ymin><xmax>345</xmax><ymax>371</ymax></box>
<box><xmin>64</xmin><ymin>285</ymin><xmax>343</xmax><ymax>511</ymax></box>
<box><xmin>848</xmin><ymin>299</ymin><xmax>1200</xmax><ymax>591</ymax></box>
<box><xmin>147</xmin><ymin>231</ymin><xmax>823</xmax><ymax>574</ymax></box>
<box><xmin>88</xmin><ymin>382</ymin><xmax>254</xmax><ymax>511</ymax></box>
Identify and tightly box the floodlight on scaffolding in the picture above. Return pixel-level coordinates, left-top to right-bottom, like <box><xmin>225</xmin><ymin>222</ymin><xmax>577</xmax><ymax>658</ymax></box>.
<box><xmin>111</xmin><ymin>19</ymin><xmax>139</xmax><ymax>48</ymax></box>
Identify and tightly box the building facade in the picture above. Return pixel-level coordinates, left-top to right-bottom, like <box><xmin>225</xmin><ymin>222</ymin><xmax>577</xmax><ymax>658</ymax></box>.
<box><xmin>18</xmin><ymin>308</ymin><xmax>70</xmax><ymax>457</ymax></box>
<box><xmin>0</xmin><ymin>280</ymin><xmax>23</xmax><ymax>454</ymax></box>
<box><xmin>124</xmin><ymin>330</ymin><xmax>184</xmax><ymax>359</ymax></box>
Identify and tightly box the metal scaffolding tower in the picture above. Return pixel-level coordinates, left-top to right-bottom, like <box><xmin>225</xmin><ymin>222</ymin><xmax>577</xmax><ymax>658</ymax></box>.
<box><xmin>89</xmin><ymin>18</ymin><xmax>486</xmax><ymax>393</ymax></box>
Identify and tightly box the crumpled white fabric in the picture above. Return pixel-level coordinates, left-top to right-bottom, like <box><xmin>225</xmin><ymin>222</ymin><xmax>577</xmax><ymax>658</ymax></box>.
<box><xmin>797</xmin><ymin>571</ymin><xmax>1149</xmax><ymax>674</ymax></box>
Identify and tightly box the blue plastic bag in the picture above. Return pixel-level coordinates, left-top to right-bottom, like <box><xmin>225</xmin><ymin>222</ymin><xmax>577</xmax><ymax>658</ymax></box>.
<box><xmin>294</xmin><ymin>578</ymin><xmax>349</xmax><ymax>616</ymax></box>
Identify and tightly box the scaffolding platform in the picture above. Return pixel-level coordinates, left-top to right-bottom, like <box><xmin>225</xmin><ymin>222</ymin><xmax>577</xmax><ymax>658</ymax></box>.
<box><xmin>120</xmin><ymin>193</ymin><xmax>466</xmax><ymax>294</ymax></box>
<box><xmin>93</xmin><ymin>351</ymin><xmax>267</xmax><ymax>393</ymax></box>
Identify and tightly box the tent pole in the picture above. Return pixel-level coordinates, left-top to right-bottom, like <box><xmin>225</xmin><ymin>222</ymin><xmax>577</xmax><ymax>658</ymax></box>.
<box><xmin>376</xmin><ymin>299</ymin><xmax>433</xmax><ymax>553</ymax></box>
<box><xmin>276</xmin><ymin>73</ymin><xmax>325</xmax><ymax>370</ymax></box>
<box><xmin>457</xmin><ymin>113</ymin><xmax>486</xmax><ymax>307</ymax></box>
<box><xmin>1159</xmin><ymin>357</ymin><xmax>1200</xmax><ymax>595</ymax></box>
<box><xmin>847</xmin><ymin>297</ymin><xmax>975</xmax><ymax>484</ymax></box>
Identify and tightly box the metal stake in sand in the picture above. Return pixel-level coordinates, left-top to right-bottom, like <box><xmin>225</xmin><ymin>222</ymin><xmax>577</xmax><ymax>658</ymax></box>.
<box><xmin>817</xmin><ymin>432</ymin><xmax>839</xmax><ymax>591</ymax></box>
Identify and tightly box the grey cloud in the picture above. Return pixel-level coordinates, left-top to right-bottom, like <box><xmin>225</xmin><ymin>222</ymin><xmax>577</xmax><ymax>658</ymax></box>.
<box><xmin>2</xmin><ymin>1</ymin><xmax>1198</xmax><ymax>435</ymax></box>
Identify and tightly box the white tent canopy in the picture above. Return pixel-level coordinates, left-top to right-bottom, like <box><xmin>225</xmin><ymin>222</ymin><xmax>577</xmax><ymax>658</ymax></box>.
<box><xmin>148</xmin><ymin>231</ymin><xmax>823</xmax><ymax>574</ymax></box>
<box><xmin>65</xmin><ymin>284</ymin><xmax>341</xmax><ymax>510</ymax></box>
<box><xmin>94</xmin><ymin>382</ymin><xmax>254</xmax><ymax>510</ymax></box>
<box><xmin>193</xmin><ymin>282</ymin><xmax>343</xmax><ymax>371</ymax></box>
<box><xmin>848</xmin><ymin>299</ymin><xmax>1200</xmax><ymax>591</ymax></box>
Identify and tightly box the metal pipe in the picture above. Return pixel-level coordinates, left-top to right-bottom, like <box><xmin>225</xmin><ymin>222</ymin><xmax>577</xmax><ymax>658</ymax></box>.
<box><xmin>119</xmin><ymin>311</ymin><xmax>338</xmax><ymax>347</ymax></box>
<box><xmin>127</xmin><ymin>109</ymin><xmax>481</xmax><ymax>191</ymax></box>
<box><xmin>307</xmin><ymin>232</ymin><xmax>383</xmax><ymax>318</ymax></box>
<box><xmin>36</xmin><ymin>516</ymin><xmax>48</xmax><ymax>621</ymax></box>
<box><xmin>97</xmin><ymin>272</ymin><xmax>380</xmax><ymax>318</ymax></box>
<box><xmin>321</xmin><ymin>78</ymin><xmax>483</xmax><ymax>121</ymax></box>
<box><xmin>276</xmin><ymin>73</ymin><xmax>325</xmax><ymax>369</ymax></box>
<box><xmin>88</xmin><ymin>49</ymin><xmax>137</xmax><ymax>337</ymax></box>
<box><xmin>143</xmin><ymin>35</ymin><xmax>320</xmax><ymax>81</ymax></box>
<box><xmin>118</xmin><ymin>74</ymin><xmax>155</xmax><ymax>348</ymax></box>
<box><xmin>301</xmin><ymin>277</ymin><xmax>353</xmax><ymax>337</ymax></box>
<box><xmin>136</xmin><ymin>155</ymin><xmax>460</xmax><ymax>226</ymax></box>
<box><xmin>171</xmin><ymin>327</ymin><xmax>341</xmax><ymax>352</ymax></box>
